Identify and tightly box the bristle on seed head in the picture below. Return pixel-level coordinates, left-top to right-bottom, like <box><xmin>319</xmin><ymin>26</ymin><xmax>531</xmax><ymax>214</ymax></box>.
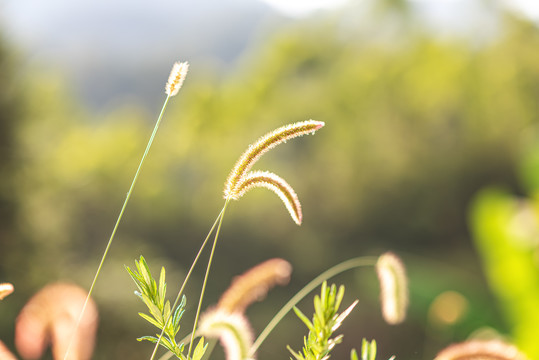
<box><xmin>166</xmin><ymin>61</ymin><xmax>189</xmax><ymax>96</ymax></box>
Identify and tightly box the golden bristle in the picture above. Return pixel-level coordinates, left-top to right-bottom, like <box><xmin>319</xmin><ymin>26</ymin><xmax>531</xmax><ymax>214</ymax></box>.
<box><xmin>233</xmin><ymin>171</ymin><xmax>302</xmax><ymax>225</ymax></box>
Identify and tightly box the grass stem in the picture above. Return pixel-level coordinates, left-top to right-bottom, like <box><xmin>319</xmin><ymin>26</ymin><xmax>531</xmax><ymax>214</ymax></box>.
<box><xmin>187</xmin><ymin>199</ymin><xmax>230</xmax><ymax>359</ymax></box>
<box><xmin>148</xmin><ymin>203</ymin><xmax>228</xmax><ymax>360</ymax></box>
<box><xmin>63</xmin><ymin>95</ymin><xmax>172</xmax><ymax>360</ymax></box>
<box><xmin>250</xmin><ymin>256</ymin><xmax>378</xmax><ymax>356</ymax></box>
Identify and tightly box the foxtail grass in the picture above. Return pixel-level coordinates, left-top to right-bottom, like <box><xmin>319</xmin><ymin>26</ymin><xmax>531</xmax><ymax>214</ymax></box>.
<box><xmin>217</xmin><ymin>258</ymin><xmax>292</xmax><ymax>313</ymax></box>
<box><xmin>224</xmin><ymin>120</ymin><xmax>324</xmax><ymax>201</ymax></box>
<box><xmin>145</xmin><ymin>120</ymin><xmax>324</xmax><ymax>360</ymax></box>
<box><xmin>64</xmin><ymin>61</ymin><xmax>189</xmax><ymax>360</ymax></box>
<box><xmin>198</xmin><ymin>310</ymin><xmax>255</xmax><ymax>360</ymax></box>
<box><xmin>376</xmin><ymin>252</ymin><xmax>408</xmax><ymax>325</ymax></box>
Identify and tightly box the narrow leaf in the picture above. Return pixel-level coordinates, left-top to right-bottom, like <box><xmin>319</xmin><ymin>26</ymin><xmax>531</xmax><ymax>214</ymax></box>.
<box><xmin>293</xmin><ymin>306</ymin><xmax>314</xmax><ymax>331</ymax></box>
<box><xmin>138</xmin><ymin>312</ymin><xmax>163</xmax><ymax>329</ymax></box>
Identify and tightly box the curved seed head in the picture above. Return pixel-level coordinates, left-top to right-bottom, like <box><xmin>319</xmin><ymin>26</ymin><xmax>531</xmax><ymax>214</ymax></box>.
<box><xmin>435</xmin><ymin>339</ymin><xmax>529</xmax><ymax>360</ymax></box>
<box><xmin>224</xmin><ymin>120</ymin><xmax>324</xmax><ymax>200</ymax></box>
<box><xmin>198</xmin><ymin>309</ymin><xmax>255</xmax><ymax>360</ymax></box>
<box><xmin>15</xmin><ymin>282</ymin><xmax>98</xmax><ymax>360</ymax></box>
<box><xmin>376</xmin><ymin>252</ymin><xmax>409</xmax><ymax>325</ymax></box>
<box><xmin>218</xmin><ymin>258</ymin><xmax>292</xmax><ymax>313</ymax></box>
<box><xmin>233</xmin><ymin>171</ymin><xmax>302</xmax><ymax>225</ymax></box>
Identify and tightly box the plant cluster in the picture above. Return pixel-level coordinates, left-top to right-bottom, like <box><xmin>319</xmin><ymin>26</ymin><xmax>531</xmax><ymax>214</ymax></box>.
<box><xmin>0</xmin><ymin>59</ymin><xmax>532</xmax><ymax>360</ymax></box>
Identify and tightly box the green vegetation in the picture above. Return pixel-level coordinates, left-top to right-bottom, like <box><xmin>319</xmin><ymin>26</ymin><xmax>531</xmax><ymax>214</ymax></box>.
<box><xmin>2</xmin><ymin>4</ymin><xmax>539</xmax><ymax>360</ymax></box>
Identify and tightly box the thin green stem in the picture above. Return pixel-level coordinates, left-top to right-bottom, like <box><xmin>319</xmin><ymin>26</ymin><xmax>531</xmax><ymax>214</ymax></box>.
<box><xmin>63</xmin><ymin>95</ymin><xmax>172</xmax><ymax>360</ymax></box>
<box><xmin>148</xmin><ymin>203</ymin><xmax>228</xmax><ymax>360</ymax></box>
<box><xmin>187</xmin><ymin>199</ymin><xmax>230</xmax><ymax>359</ymax></box>
<box><xmin>250</xmin><ymin>256</ymin><xmax>378</xmax><ymax>356</ymax></box>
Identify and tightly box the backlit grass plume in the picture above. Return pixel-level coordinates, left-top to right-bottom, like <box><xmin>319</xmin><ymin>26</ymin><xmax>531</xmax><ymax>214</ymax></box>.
<box><xmin>198</xmin><ymin>310</ymin><xmax>255</xmax><ymax>360</ymax></box>
<box><xmin>224</xmin><ymin>120</ymin><xmax>324</xmax><ymax>225</ymax></box>
<box><xmin>376</xmin><ymin>252</ymin><xmax>408</xmax><ymax>325</ymax></box>
<box><xmin>217</xmin><ymin>258</ymin><xmax>292</xmax><ymax>314</ymax></box>
<box><xmin>166</xmin><ymin>61</ymin><xmax>189</xmax><ymax>97</ymax></box>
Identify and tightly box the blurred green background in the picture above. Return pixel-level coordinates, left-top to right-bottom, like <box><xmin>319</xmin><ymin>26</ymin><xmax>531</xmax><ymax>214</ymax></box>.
<box><xmin>2</xmin><ymin>1</ymin><xmax>539</xmax><ymax>359</ymax></box>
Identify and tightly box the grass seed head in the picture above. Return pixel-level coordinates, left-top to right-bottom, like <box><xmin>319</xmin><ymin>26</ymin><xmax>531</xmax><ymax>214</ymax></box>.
<box><xmin>165</xmin><ymin>61</ymin><xmax>189</xmax><ymax>97</ymax></box>
<box><xmin>376</xmin><ymin>252</ymin><xmax>409</xmax><ymax>325</ymax></box>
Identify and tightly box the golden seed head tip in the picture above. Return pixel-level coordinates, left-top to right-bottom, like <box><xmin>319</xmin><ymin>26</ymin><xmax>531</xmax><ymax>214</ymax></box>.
<box><xmin>165</xmin><ymin>61</ymin><xmax>189</xmax><ymax>96</ymax></box>
<box><xmin>0</xmin><ymin>283</ymin><xmax>14</xmax><ymax>300</ymax></box>
<box><xmin>435</xmin><ymin>340</ymin><xmax>529</xmax><ymax>360</ymax></box>
<box><xmin>376</xmin><ymin>252</ymin><xmax>409</xmax><ymax>325</ymax></box>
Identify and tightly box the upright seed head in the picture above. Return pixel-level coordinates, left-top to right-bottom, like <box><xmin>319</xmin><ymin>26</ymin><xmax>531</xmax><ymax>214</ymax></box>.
<box><xmin>165</xmin><ymin>61</ymin><xmax>189</xmax><ymax>97</ymax></box>
<box><xmin>217</xmin><ymin>258</ymin><xmax>292</xmax><ymax>313</ymax></box>
<box><xmin>435</xmin><ymin>339</ymin><xmax>529</xmax><ymax>360</ymax></box>
<box><xmin>376</xmin><ymin>252</ymin><xmax>409</xmax><ymax>325</ymax></box>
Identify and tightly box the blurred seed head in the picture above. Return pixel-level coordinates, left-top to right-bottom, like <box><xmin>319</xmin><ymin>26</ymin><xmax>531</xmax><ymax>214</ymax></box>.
<box><xmin>198</xmin><ymin>309</ymin><xmax>255</xmax><ymax>360</ymax></box>
<box><xmin>0</xmin><ymin>283</ymin><xmax>14</xmax><ymax>300</ymax></box>
<box><xmin>0</xmin><ymin>341</ymin><xmax>17</xmax><ymax>360</ymax></box>
<box><xmin>217</xmin><ymin>258</ymin><xmax>292</xmax><ymax>314</ymax></box>
<box><xmin>15</xmin><ymin>282</ymin><xmax>98</xmax><ymax>360</ymax></box>
<box><xmin>435</xmin><ymin>339</ymin><xmax>529</xmax><ymax>360</ymax></box>
<box><xmin>376</xmin><ymin>252</ymin><xmax>409</xmax><ymax>325</ymax></box>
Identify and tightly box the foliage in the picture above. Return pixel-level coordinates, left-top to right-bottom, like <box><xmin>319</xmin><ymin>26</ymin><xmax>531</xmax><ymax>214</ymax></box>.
<box><xmin>288</xmin><ymin>282</ymin><xmax>357</xmax><ymax>360</ymax></box>
<box><xmin>126</xmin><ymin>256</ymin><xmax>207</xmax><ymax>360</ymax></box>
<box><xmin>469</xmin><ymin>141</ymin><xmax>539</xmax><ymax>359</ymax></box>
<box><xmin>2</xmin><ymin>4</ymin><xmax>539</xmax><ymax>360</ymax></box>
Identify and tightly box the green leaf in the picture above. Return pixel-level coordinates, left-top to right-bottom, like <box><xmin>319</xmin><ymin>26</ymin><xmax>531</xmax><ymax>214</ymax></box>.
<box><xmin>361</xmin><ymin>339</ymin><xmax>377</xmax><ymax>360</ymax></box>
<box><xmin>137</xmin><ymin>335</ymin><xmax>159</xmax><ymax>343</ymax></box>
<box><xmin>293</xmin><ymin>306</ymin><xmax>314</xmax><ymax>331</ymax></box>
<box><xmin>138</xmin><ymin>312</ymin><xmax>163</xmax><ymax>329</ymax></box>
<box><xmin>351</xmin><ymin>349</ymin><xmax>359</xmax><ymax>360</ymax></box>
<box><xmin>287</xmin><ymin>345</ymin><xmax>305</xmax><ymax>360</ymax></box>
<box><xmin>335</xmin><ymin>285</ymin><xmax>345</xmax><ymax>312</ymax></box>
<box><xmin>158</xmin><ymin>266</ymin><xmax>166</xmax><ymax>307</ymax></box>
<box><xmin>172</xmin><ymin>301</ymin><xmax>185</xmax><ymax>333</ymax></box>
<box><xmin>192</xmin><ymin>337</ymin><xmax>208</xmax><ymax>360</ymax></box>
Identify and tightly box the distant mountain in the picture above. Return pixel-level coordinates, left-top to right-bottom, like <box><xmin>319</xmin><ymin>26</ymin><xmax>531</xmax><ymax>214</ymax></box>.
<box><xmin>0</xmin><ymin>0</ymin><xmax>288</xmax><ymax>111</ymax></box>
